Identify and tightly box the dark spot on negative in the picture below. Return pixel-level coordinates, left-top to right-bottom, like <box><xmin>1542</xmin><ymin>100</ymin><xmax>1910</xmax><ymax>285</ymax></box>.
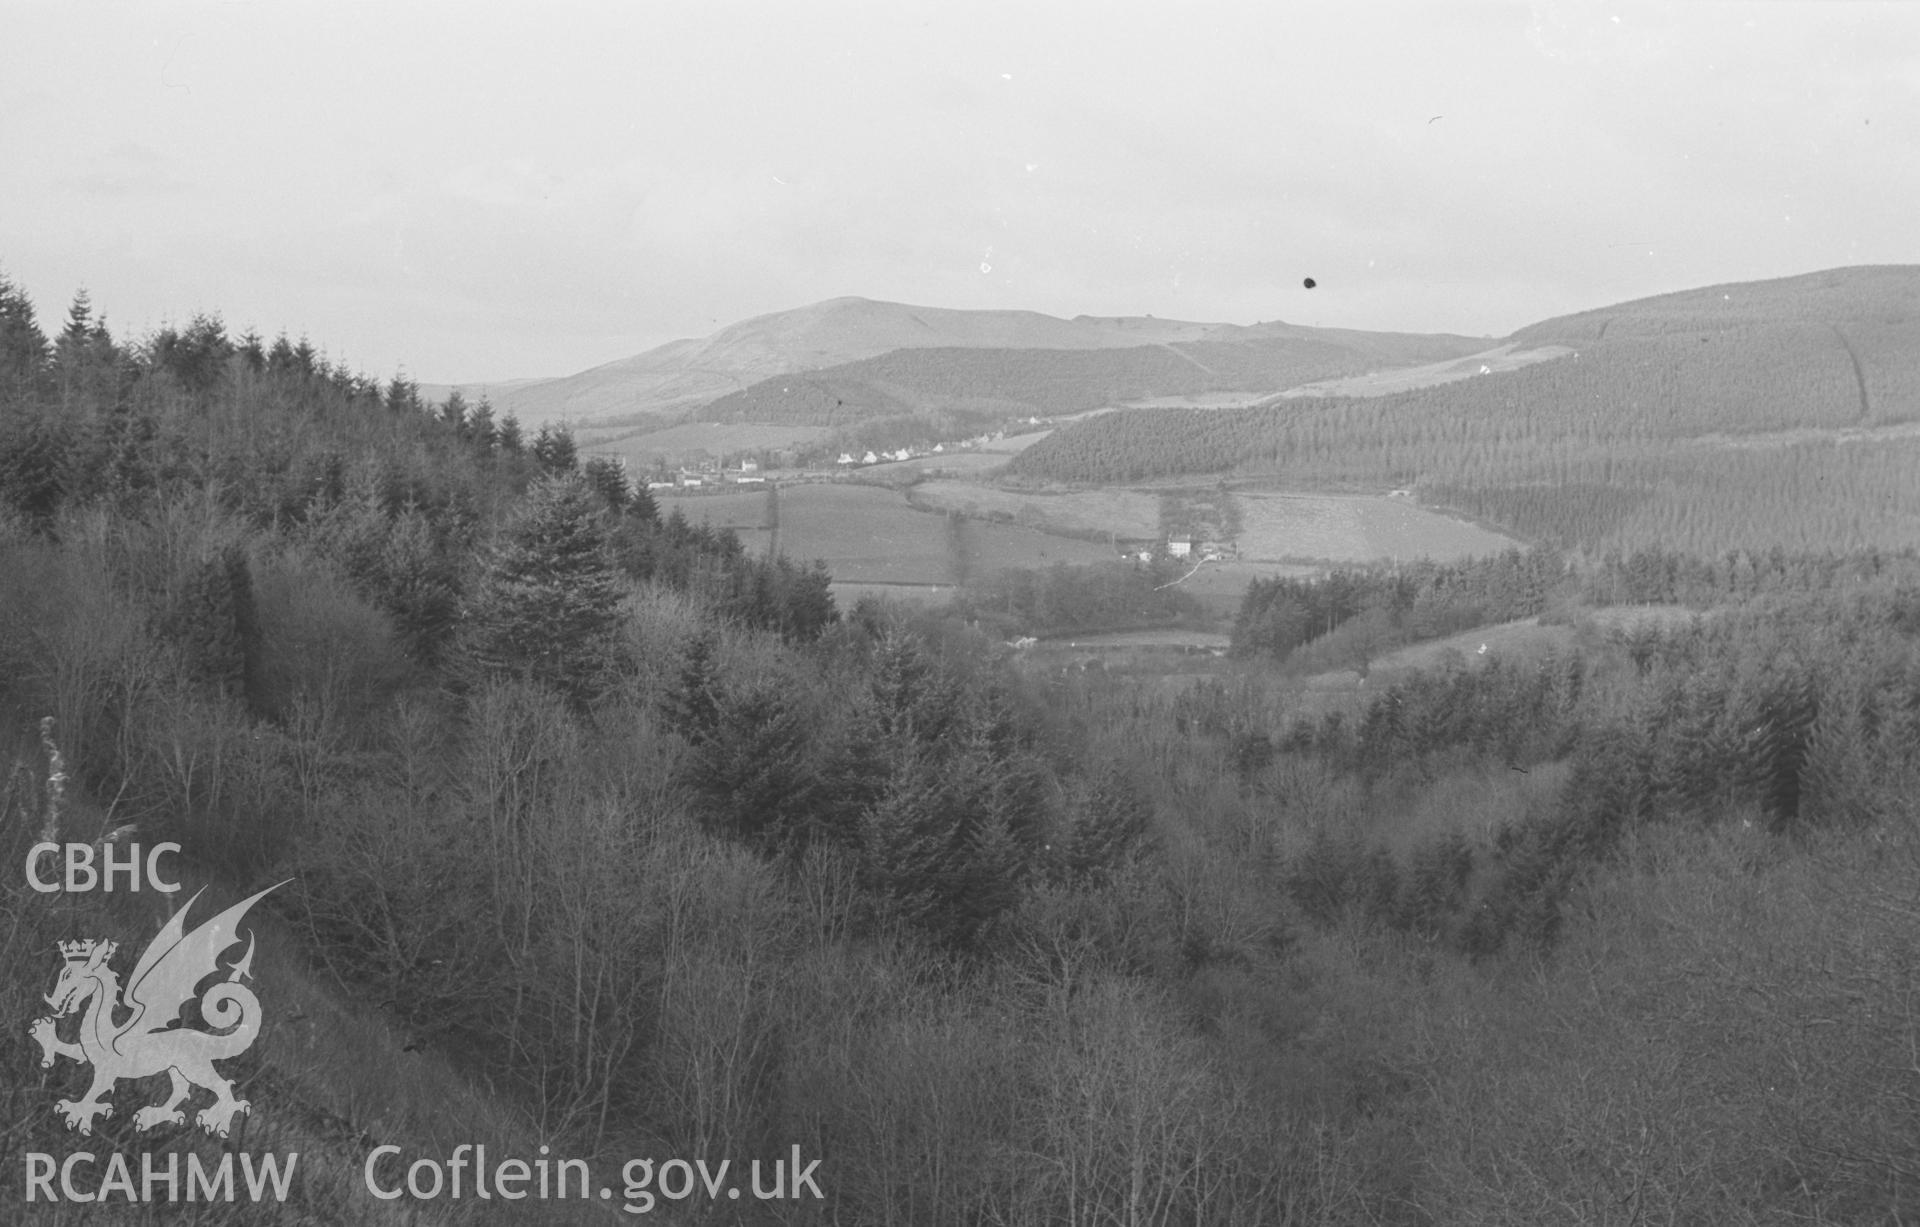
<box><xmin>1302</xmin><ymin>277</ymin><xmax>1317</xmax><ymax>290</ymax></box>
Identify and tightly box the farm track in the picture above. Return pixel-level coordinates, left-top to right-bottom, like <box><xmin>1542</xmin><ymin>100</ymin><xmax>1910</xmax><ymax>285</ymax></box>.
<box><xmin>1680</xmin><ymin>419</ymin><xmax>1920</xmax><ymax>451</ymax></box>
<box><xmin>1830</xmin><ymin>324</ymin><xmax>1872</xmax><ymax>422</ymax></box>
<box><xmin>1158</xmin><ymin>343</ymin><xmax>1219</xmax><ymax>377</ymax></box>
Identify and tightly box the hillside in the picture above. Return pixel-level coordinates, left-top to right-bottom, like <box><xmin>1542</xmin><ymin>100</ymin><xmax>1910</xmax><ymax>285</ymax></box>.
<box><xmin>686</xmin><ymin>329</ymin><xmax>1490</xmax><ymax>461</ymax></box>
<box><xmin>444</xmin><ymin>296</ymin><xmax>1486</xmax><ymax>427</ymax></box>
<box><xmin>7</xmin><ymin>272</ymin><xmax>1920</xmax><ymax>1225</ymax></box>
<box><xmin>1515</xmin><ymin>262</ymin><xmax>1920</xmax><ymax>343</ymax></box>
<box><xmin>1009</xmin><ymin>265</ymin><xmax>1920</xmax><ymax>556</ymax></box>
<box><xmin>696</xmin><ymin>341</ymin><xmax>1355</xmax><ymax>425</ymax></box>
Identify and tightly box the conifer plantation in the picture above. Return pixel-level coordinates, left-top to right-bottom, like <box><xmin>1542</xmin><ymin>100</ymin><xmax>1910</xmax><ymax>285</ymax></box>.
<box><xmin>3</xmin><ymin>270</ymin><xmax>1919</xmax><ymax>1224</ymax></box>
<box><xmin>1009</xmin><ymin>268</ymin><xmax>1920</xmax><ymax>558</ymax></box>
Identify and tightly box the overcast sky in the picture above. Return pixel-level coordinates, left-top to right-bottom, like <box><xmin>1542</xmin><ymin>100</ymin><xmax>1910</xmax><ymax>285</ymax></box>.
<box><xmin>3</xmin><ymin>1</ymin><xmax>1915</xmax><ymax>383</ymax></box>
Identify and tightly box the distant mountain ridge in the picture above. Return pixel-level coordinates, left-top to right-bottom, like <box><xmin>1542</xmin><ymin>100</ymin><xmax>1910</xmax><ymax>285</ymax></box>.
<box><xmin>433</xmin><ymin>268</ymin><xmax>1920</xmax><ymax>440</ymax></box>
<box><xmin>434</xmin><ymin>296</ymin><xmax>1487</xmax><ymax>426</ymax></box>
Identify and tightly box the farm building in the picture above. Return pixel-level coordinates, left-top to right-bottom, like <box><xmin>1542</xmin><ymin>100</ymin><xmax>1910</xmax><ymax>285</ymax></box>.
<box><xmin>1168</xmin><ymin>535</ymin><xmax>1193</xmax><ymax>558</ymax></box>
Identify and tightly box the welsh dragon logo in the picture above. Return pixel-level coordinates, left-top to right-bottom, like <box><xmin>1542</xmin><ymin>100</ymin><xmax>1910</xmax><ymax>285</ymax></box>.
<box><xmin>29</xmin><ymin>882</ymin><xmax>285</xmax><ymax>1138</ymax></box>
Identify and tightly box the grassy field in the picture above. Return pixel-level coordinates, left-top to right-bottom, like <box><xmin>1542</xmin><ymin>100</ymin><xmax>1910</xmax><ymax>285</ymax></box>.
<box><xmin>662</xmin><ymin>480</ymin><xmax>1517</xmax><ymax>620</ymax></box>
<box><xmin>829</xmin><ymin>580</ymin><xmax>958</xmax><ymax>605</ymax></box>
<box><xmin>663</xmin><ymin>481</ymin><xmax>1139</xmax><ymax>591</ymax></box>
<box><xmin>981</xmin><ymin>428</ymin><xmax>1054</xmax><ymax>453</ymax></box>
<box><xmin>1034</xmin><ymin>628</ymin><xmax>1231</xmax><ymax>648</ymax></box>
<box><xmin>961</xmin><ymin>518</ymin><xmax>1119</xmax><ymax>574</ymax></box>
<box><xmin>657</xmin><ymin>488</ymin><xmax>770</xmax><ymax>528</ymax></box>
<box><xmin>1168</xmin><ymin>559</ymin><xmax>1322</xmax><ymax>617</ymax></box>
<box><xmin>1235</xmin><ymin>492</ymin><xmax>1520</xmax><ymax>562</ymax></box>
<box><xmin>770</xmin><ymin>483</ymin><xmax>954</xmax><ymax>584</ymax></box>
<box><xmin>858</xmin><ymin>450</ymin><xmax>1008</xmax><ymax>479</ymax></box>
<box><xmin>657</xmin><ymin>489</ymin><xmax>775</xmax><ymax>559</ymax></box>
<box><xmin>584</xmin><ymin>421</ymin><xmax>830</xmax><ymax>466</ymax></box>
<box><xmin>909</xmin><ymin>482</ymin><xmax>1162</xmax><ymax>539</ymax></box>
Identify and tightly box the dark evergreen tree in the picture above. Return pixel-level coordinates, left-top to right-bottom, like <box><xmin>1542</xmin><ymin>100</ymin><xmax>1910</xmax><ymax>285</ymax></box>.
<box><xmin>677</xmin><ymin>671</ymin><xmax>823</xmax><ymax>853</ymax></box>
<box><xmin>384</xmin><ymin>372</ymin><xmax>419</xmax><ymax>415</ymax></box>
<box><xmin>267</xmin><ymin>334</ymin><xmax>298</xmax><ymax>376</ymax></box>
<box><xmin>235</xmin><ymin>328</ymin><xmax>266</xmax><ymax>374</ymax></box>
<box><xmin>464</xmin><ymin>473</ymin><xmax>623</xmax><ymax>704</ymax></box>
<box><xmin>291</xmin><ymin>338</ymin><xmax>319</xmax><ymax>379</ymax></box>
<box><xmin>439</xmin><ymin>389</ymin><xmax>469</xmax><ymax>436</ymax></box>
<box><xmin>0</xmin><ymin>415</ymin><xmax>73</xmax><ymax>526</ymax></box>
<box><xmin>466</xmin><ymin>396</ymin><xmax>497</xmax><ymax>454</ymax></box>
<box><xmin>531</xmin><ymin>423</ymin><xmax>577</xmax><ymax>473</ymax></box>
<box><xmin>626</xmin><ymin>475</ymin><xmax>659</xmax><ymax>524</ymax></box>
<box><xmin>1746</xmin><ymin>668</ymin><xmax>1818</xmax><ymax>830</ymax></box>
<box><xmin>665</xmin><ymin>632</ymin><xmax>723</xmax><ymax>742</ymax></box>
<box><xmin>148</xmin><ymin>314</ymin><xmax>232</xmax><ymax>393</ymax></box>
<box><xmin>0</xmin><ymin>271</ymin><xmax>50</xmax><ymax>406</ymax></box>
<box><xmin>581</xmin><ymin>455</ymin><xmax>630</xmax><ymax>515</ymax></box>
<box><xmin>378</xmin><ymin>509</ymin><xmax>463</xmax><ymax>664</ymax></box>
<box><xmin>161</xmin><ymin>543</ymin><xmax>261</xmax><ymax>703</ymax></box>
<box><xmin>497</xmin><ymin>412</ymin><xmax>524</xmax><ymax>453</ymax></box>
<box><xmin>1050</xmin><ymin>763</ymin><xmax>1152</xmax><ymax>885</ymax></box>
